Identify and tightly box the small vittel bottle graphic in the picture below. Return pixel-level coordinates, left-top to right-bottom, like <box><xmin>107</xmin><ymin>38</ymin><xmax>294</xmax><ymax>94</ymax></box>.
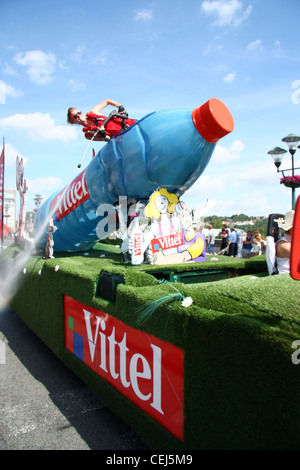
<box><xmin>130</xmin><ymin>217</ymin><xmax>144</xmax><ymax>265</ymax></box>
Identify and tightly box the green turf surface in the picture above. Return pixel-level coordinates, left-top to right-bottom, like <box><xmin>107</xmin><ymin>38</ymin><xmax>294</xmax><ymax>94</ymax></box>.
<box><xmin>2</xmin><ymin>242</ymin><xmax>300</xmax><ymax>449</ymax></box>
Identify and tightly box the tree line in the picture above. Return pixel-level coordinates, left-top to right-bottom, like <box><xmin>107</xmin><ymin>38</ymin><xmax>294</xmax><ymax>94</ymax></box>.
<box><xmin>204</xmin><ymin>214</ymin><xmax>268</xmax><ymax>237</ymax></box>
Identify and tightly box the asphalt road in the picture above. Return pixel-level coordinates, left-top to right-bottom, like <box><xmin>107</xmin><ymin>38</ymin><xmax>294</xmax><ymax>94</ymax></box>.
<box><xmin>0</xmin><ymin>306</ymin><xmax>149</xmax><ymax>451</ymax></box>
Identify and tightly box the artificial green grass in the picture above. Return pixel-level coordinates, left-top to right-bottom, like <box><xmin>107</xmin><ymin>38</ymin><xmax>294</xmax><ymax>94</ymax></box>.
<box><xmin>2</xmin><ymin>242</ymin><xmax>300</xmax><ymax>449</ymax></box>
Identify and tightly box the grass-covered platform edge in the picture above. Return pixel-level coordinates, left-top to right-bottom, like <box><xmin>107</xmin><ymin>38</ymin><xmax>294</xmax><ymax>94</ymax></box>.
<box><xmin>3</xmin><ymin>242</ymin><xmax>300</xmax><ymax>450</ymax></box>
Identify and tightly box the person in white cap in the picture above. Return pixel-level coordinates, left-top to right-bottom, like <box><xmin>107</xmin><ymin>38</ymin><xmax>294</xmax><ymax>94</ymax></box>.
<box><xmin>275</xmin><ymin>210</ymin><xmax>294</xmax><ymax>274</ymax></box>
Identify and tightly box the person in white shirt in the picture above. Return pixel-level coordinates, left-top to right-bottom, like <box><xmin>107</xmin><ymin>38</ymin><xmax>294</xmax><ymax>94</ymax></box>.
<box><xmin>207</xmin><ymin>224</ymin><xmax>215</xmax><ymax>254</ymax></box>
<box><xmin>228</xmin><ymin>227</ymin><xmax>239</xmax><ymax>257</ymax></box>
<box><xmin>275</xmin><ymin>210</ymin><xmax>294</xmax><ymax>274</ymax></box>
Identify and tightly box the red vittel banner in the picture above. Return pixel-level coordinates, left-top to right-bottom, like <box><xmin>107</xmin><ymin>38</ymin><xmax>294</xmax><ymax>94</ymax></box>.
<box><xmin>64</xmin><ymin>296</ymin><xmax>184</xmax><ymax>440</ymax></box>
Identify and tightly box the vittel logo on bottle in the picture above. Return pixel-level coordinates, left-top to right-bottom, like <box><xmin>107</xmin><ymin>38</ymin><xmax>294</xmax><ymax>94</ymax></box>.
<box><xmin>133</xmin><ymin>232</ymin><xmax>142</xmax><ymax>257</ymax></box>
<box><xmin>50</xmin><ymin>169</ymin><xmax>90</xmax><ymax>221</ymax></box>
<box><xmin>64</xmin><ymin>296</ymin><xmax>184</xmax><ymax>440</ymax></box>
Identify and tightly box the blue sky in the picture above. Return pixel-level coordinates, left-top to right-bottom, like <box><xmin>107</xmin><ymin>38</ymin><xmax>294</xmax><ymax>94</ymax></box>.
<box><xmin>1</xmin><ymin>0</ymin><xmax>299</xmax><ymax>217</ymax></box>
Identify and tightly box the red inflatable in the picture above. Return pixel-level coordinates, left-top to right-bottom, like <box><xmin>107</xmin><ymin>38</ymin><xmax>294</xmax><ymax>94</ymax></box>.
<box><xmin>291</xmin><ymin>195</ymin><xmax>300</xmax><ymax>280</ymax></box>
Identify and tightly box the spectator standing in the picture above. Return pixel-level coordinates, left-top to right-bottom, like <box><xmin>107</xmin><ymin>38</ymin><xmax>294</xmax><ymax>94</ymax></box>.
<box><xmin>228</xmin><ymin>227</ymin><xmax>239</xmax><ymax>257</ymax></box>
<box><xmin>243</xmin><ymin>231</ymin><xmax>253</xmax><ymax>258</ymax></box>
<box><xmin>275</xmin><ymin>210</ymin><xmax>294</xmax><ymax>274</ymax></box>
<box><xmin>207</xmin><ymin>224</ymin><xmax>215</xmax><ymax>254</ymax></box>
<box><xmin>220</xmin><ymin>223</ymin><xmax>229</xmax><ymax>251</ymax></box>
<box><xmin>251</xmin><ymin>229</ymin><xmax>264</xmax><ymax>256</ymax></box>
<box><xmin>237</xmin><ymin>231</ymin><xmax>244</xmax><ymax>258</ymax></box>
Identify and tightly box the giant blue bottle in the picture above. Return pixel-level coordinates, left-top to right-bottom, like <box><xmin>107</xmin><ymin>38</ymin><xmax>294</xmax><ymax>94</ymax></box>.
<box><xmin>34</xmin><ymin>98</ymin><xmax>234</xmax><ymax>252</ymax></box>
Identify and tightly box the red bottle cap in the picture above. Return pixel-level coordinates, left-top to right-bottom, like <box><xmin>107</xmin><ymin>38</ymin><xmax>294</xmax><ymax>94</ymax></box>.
<box><xmin>192</xmin><ymin>98</ymin><xmax>234</xmax><ymax>143</ymax></box>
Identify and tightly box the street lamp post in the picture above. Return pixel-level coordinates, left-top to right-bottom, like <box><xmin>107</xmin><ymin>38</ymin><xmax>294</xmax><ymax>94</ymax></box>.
<box><xmin>268</xmin><ymin>133</ymin><xmax>300</xmax><ymax>210</ymax></box>
<box><xmin>33</xmin><ymin>193</ymin><xmax>43</xmax><ymax>212</ymax></box>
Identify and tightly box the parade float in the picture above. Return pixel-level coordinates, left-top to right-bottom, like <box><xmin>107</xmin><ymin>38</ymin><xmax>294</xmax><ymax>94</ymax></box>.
<box><xmin>2</xmin><ymin>99</ymin><xmax>300</xmax><ymax>450</ymax></box>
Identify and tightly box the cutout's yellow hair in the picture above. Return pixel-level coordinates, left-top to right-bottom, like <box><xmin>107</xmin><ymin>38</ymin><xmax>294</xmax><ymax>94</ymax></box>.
<box><xmin>144</xmin><ymin>188</ymin><xmax>179</xmax><ymax>219</ymax></box>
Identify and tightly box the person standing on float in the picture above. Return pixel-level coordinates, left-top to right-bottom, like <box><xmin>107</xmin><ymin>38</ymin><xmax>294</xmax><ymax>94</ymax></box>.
<box><xmin>276</xmin><ymin>210</ymin><xmax>294</xmax><ymax>274</ymax></box>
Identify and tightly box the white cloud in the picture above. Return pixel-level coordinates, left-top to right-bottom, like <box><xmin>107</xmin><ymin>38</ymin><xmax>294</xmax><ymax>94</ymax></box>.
<box><xmin>70</xmin><ymin>45</ymin><xmax>86</xmax><ymax>64</ymax></box>
<box><xmin>247</xmin><ymin>39</ymin><xmax>263</xmax><ymax>51</ymax></box>
<box><xmin>2</xmin><ymin>143</ymin><xmax>26</xmax><ymax>167</ymax></box>
<box><xmin>0</xmin><ymin>113</ymin><xmax>78</xmax><ymax>142</ymax></box>
<box><xmin>211</xmin><ymin>140</ymin><xmax>244</xmax><ymax>164</ymax></box>
<box><xmin>177</xmin><ymin>143</ymin><xmax>291</xmax><ymax>217</ymax></box>
<box><xmin>206</xmin><ymin>193</ymin><xmax>272</xmax><ymax>217</ymax></box>
<box><xmin>183</xmin><ymin>140</ymin><xmax>246</xmax><ymax>209</ymax></box>
<box><xmin>224</xmin><ymin>72</ymin><xmax>236</xmax><ymax>83</ymax></box>
<box><xmin>201</xmin><ymin>0</ymin><xmax>252</xmax><ymax>27</ymax></box>
<box><xmin>4</xmin><ymin>82</ymin><xmax>23</xmax><ymax>98</ymax></box>
<box><xmin>184</xmin><ymin>174</ymin><xmax>227</xmax><ymax>201</ymax></box>
<box><xmin>3</xmin><ymin>62</ymin><xmax>16</xmax><ymax>75</ymax></box>
<box><xmin>134</xmin><ymin>9</ymin><xmax>153</xmax><ymax>21</ymax></box>
<box><xmin>68</xmin><ymin>79</ymin><xmax>86</xmax><ymax>92</ymax></box>
<box><xmin>90</xmin><ymin>50</ymin><xmax>110</xmax><ymax>65</ymax></box>
<box><xmin>27</xmin><ymin>176</ymin><xmax>62</xmax><ymax>195</ymax></box>
<box><xmin>204</xmin><ymin>42</ymin><xmax>224</xmax><ymax>54</ymax></box>
<box><xmin>239</xmin><ymin>161</ymin><xmax>278</xmax><ymax>186</ymax></box>
<box><xmin>70</xmin><ymin>45</ymin><xmax>109</xmax><ymax>66</ymax></box>
<box><xmin>14</xmin><ymin>50</ymin><xmax>56</xmax><ymax>84</ymax></box>
<box><xmin>232</xmin><ymin>84</ymin><xmax>292</xmax><ymax>112</ymax></box>
<box><xmin>0</xmin><ymin>80</ymin><xmax>23</xmax><ymax>103</ymax></box>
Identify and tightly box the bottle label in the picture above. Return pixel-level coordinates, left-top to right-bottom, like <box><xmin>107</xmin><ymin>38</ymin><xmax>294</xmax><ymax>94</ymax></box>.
<box><xmin>133</xmin><ymin>232</ymin><xmax>142</xmax><ymax>257</ymax></box>
<box><xmin>50</xmin><ymin>169</ymin><xmax>90</xmax><ymax>221</ymax></box>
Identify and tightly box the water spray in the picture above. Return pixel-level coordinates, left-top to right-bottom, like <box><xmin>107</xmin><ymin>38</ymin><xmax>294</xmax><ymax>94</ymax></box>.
<box><xmin>0</xmin><ymin>148</ymin><xmax>95</xmax><ymax>311</ymax></box>
<box><xmin>77</xmin><ymin>128</ymin><xmax>100</xmax><ymax>168</ymax></box>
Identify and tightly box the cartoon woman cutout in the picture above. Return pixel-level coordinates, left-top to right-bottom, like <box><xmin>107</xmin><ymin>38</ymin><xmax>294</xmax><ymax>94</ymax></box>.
<box><xmin>135</xmin><ymin>188</ymin><xmax>180</xmax><ymax>260</ymax></box>
<box><xmin>176</xmin><ymin>204</ymin><xmax>206</xmax><ymax>262</ymax></box>
<box><xmin>147</xmin><ymin>201</ymin><xmax>206</xmax><ymax>265</ymax></box>
<box><xmin>128</xmin><ymin>187</ymin><xmax>206</xmax><ymax>265</ymax></box>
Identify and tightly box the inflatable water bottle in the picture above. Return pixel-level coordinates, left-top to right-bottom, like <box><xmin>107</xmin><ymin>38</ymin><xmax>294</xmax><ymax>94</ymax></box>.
<box><xmin>34</xmin><ymin>98</ymin><xmax>234</xmax><ymax>252</ymax></box>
